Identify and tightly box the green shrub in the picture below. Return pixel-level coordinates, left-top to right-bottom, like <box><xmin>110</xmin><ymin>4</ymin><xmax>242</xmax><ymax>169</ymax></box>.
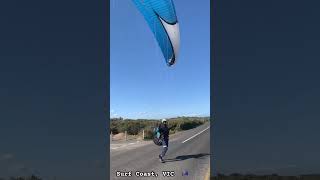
<box><xmin>179</xmin><ymin>120</ymin><xmax>203</xmax><ymax>130</ymax></box>
<box><xmin>144</xmin><ymin>129</ymin><xmax>154</xmax><ymax>139</ymax></box>
<box><xmin>126</xmin><ymin>121</ymin><xmax>140</xmax><ymax>135</ymax></box>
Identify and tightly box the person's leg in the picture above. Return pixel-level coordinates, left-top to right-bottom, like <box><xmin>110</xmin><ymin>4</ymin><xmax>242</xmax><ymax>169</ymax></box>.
<box><xmin>160</xmin><ymin>139</ymin><xmax>169</xmax><ymax>158</ymax></box>
<box><xmin>159</xmin><ymin>147</ymin><xmax>167</xmax><ymax>163</ymax></box>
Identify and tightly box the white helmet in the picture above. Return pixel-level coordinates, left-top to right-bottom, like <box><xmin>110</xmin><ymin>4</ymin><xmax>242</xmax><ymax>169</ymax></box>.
<box><xmin>161</xmin><ymin>119</ymin><xmax>167</xmax><ymax>123</ymax></box>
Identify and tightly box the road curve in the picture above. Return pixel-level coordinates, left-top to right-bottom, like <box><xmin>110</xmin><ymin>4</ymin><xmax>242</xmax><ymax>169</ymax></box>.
<box><xmin>110</xmin><ymin>123</ymin><xmax>210</xmax><ymax>180</ymax></box>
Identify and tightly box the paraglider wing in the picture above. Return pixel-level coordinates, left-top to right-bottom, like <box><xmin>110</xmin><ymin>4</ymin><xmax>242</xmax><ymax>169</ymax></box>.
<box><xmin>131</xmin><ymin>0</ymin><xmax>180</xmax><ymax>66</ymax></box>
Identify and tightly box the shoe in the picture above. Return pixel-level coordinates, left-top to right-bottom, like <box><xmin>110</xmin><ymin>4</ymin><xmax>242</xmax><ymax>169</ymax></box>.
<box><xmin>159</xmin><ymin>155</ymin><xmax>164</xmax><ymax>163</ymax></box>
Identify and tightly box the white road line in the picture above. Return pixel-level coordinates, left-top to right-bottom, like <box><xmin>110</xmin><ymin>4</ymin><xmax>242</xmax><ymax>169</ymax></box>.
<box><xmin>182</xmin><ymin>126</ymin><xmax>210</xmax><ymax>144</ymax></box>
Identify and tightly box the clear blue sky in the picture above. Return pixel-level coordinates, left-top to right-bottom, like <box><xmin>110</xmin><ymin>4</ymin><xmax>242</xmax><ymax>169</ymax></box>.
<box><xmin>110</xmin><ymin>0</ymin><xmax>210</xmax><ymax>119</ymax></box>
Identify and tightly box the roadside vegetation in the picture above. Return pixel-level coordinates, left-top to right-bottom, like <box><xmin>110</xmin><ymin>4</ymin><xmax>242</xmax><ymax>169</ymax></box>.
<box><xmin>110</xmin><ymin>116</ymin><xmax>210</xmax><ymax>140</ymax></box>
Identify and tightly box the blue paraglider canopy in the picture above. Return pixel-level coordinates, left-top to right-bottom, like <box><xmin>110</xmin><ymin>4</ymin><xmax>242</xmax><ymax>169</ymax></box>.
<box><xmin>131</xmin><ymin>0</ymin><xmax>180</xmax><ymax>67</ymax></box>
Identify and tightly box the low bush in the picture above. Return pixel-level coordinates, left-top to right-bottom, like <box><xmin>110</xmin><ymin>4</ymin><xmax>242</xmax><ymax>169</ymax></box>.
<box><xmin>179</xmin><ymin>120</ymin><xmax>203</xmax><ymax>130</ymax></box>
<box><xmin>144</xmin><ymin>129</ymin><xmax>154</xmax><ymax>140</ymax></box>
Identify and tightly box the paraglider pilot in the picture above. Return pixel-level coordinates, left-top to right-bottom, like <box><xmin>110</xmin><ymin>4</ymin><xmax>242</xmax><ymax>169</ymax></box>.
<box><xmin>158</xmin><ymin>118</ymin><xmax>173</xmax><ymax>163</ymax></box>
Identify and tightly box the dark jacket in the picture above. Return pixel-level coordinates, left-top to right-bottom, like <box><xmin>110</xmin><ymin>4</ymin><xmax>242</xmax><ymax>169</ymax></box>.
<box><xmin>158</xmin><ymin>123</ymin><xmax>170</xmax><ymax>140</ymax></box>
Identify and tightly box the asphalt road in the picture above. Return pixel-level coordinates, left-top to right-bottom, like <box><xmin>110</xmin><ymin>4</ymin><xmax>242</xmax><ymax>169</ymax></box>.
<box><xmin>110</xmin><ymin>123</ymin><xmax>210</xmax><ymax>180</ymax></box>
